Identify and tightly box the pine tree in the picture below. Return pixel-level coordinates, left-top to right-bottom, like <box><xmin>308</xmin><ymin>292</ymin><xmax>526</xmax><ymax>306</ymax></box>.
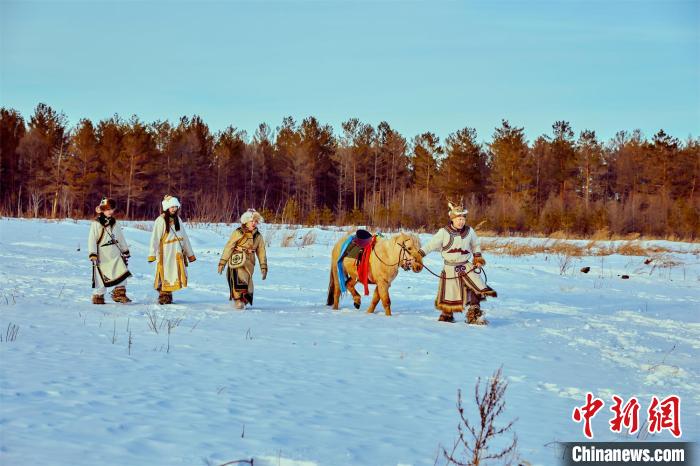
<box><xmin>213</xmin><ymin>126</ymin><xmax>247</xmax><ymax>216</ymax></box>
<box><xmin>274</xmin><ymin>116</ymin><xmax>302</xmax><ymax>213</ymax></box>
<box><xmin>64</xmin><ymin>119</ymin><xmax>100</xmax><ymax>215</ymax></box>
<box><xmin>411</xmin><ymin>132</ymin><xmax>442</xmax><ymax>211</ymax></box>
<box><xmin>649</xmin><ymin>129</ymin><xmax>679</xmax><ymax>198</ymax></box>
<box><xmin>488</xmin><ymin>120</ymin><xmax>531</xmax><ymax>231</ymax></box>
<box><xmin>96</xmin><ymin>116</ymin><xmax>124</xmax><ymax>198</ymax></box>
<box><xmin>117</xmin><ymin>117</ymin><xmax>154</xmax><ymax>217</ymax></box>
<box><xmin>300</xmin><ymin>116</ymin><xmax>337</xmax><ymax>213</ymax></box>
<box><xmin>575</xmin><ymin>130</ymin><xmax>605</xmax><ymax>211</ymax></box>
<box><xmin>16</xmin><ymin>103</ymin><xmax>69</xmax><ymax>216</ymax></box>
<box><xmin>548</xmin><ymin>121</ymin><xmax>577</xmax><ymax>203</ymax></box>
<box><xmin>441</xmin><ymin>127</ymin><xmax>488</xmax><ymax>204</ymax></box>
<box><xmin>340</xmin><ymin>118</ymin><xmax>374</xmax><ymax>211</ymax></box>
<box><xmin>376</xmin><ymin>121</ymin><xmax>410</xmax><ymax>224</ymax></box>
<box><xmin>0</xmin><ymin>108</ymin><xmax>26</xmax><ymax>212</ymax></box>
<box><xmin>252</xmin><ymin>123</ymin><xmax>275</xmax><ymax>212</ymax></box>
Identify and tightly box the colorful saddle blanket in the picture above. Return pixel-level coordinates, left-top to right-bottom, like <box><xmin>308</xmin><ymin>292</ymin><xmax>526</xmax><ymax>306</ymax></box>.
<box><xmin>337</xmin><ymin>229</ymin><xmax>375</xmax><ymax>294</ymax></box>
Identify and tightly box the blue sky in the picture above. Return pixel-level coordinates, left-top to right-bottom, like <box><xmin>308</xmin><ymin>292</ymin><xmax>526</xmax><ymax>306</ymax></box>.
<box><xmin>1</xmin><ymin>0</ymin><xmax>698</xmax><ymax>144</ymax></box>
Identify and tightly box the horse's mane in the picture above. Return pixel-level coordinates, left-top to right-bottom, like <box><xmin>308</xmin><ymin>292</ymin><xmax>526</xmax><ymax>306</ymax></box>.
<box><xmin>389</xmin><ymin>231</ymin><xmax>421</xmax><ymax>248</ymax></box>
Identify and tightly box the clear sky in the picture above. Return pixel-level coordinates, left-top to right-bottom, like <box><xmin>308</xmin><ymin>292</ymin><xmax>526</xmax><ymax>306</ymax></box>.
<box><xmin>1</xmin><ymin>0</ymin><xmax>698</xmax><ymax>144</ymax></box>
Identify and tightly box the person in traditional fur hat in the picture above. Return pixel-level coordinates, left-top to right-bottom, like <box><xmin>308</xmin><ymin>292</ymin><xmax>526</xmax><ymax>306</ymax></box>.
<box><xmin>418</xmin><ymin>200</ymin><xmax>497</xmax><ymax>324</ymax></box>
<box><xmin>88</xmin><ymin>197</ymin><xmax>132</xmax><ymax>304</ymax></box>
<box><xmin>148</xmin><ymin>195</ymin><xmax>196</xmax><ymax>305</ymax></box>
<box><xmin>217</xmin><ymin>208</ymin><xmax>268</xmax><ymax>309</ymax></box>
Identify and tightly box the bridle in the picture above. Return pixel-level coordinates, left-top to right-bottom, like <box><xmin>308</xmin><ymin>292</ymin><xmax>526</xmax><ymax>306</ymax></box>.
<box><xmin>372</xmin><ymin>237</ymin><xmax>417</xmax><ymax>271</ymax></box>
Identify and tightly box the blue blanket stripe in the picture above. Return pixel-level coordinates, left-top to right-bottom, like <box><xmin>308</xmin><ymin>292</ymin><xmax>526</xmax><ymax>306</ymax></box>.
<box><xmin>337</xmin><ymin>235</ymin><xmax>355</xmax><ymax>293</ymax></box>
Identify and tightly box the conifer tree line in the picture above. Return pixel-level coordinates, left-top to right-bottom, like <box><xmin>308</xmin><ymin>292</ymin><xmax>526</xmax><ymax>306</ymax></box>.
<box><xmin>1</xmin><ymin>103</ymin><xmax>698</xmax><ymax>238</ymax></box>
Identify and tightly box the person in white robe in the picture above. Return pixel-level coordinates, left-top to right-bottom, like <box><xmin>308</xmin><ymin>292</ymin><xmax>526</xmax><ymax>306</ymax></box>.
<box><xmin>148</xmin><ymin>195</ymin><xmax>196</xmax><ymax>304</ymax></box>
<box><xmin>419</xmin><ymin>201</ymin><xmax>497</xmax><ymax>324</ymax></box>
<box><xmin>88</xmin><ymin>197</ymin><xmax>132</xmax><ymax>304</ymax></box>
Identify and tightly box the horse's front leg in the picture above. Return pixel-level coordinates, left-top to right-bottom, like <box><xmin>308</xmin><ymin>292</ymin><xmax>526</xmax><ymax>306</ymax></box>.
<box><xmin>377</xmin><ymin>281</ymin><xmax>392</xmax><ymax>316</ymax></box>
<box><xmin>366</xmin><ymin>287</ymin><xmax>380</xmax><ymax>314</ymax></box>
<box><xmin>346</xmin><ymin>276</ymin><xmax>362</xmax><ymax>309</ymax></box>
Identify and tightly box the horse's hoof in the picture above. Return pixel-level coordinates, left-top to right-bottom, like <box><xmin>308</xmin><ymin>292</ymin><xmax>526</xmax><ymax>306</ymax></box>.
<box><xmin>354</xmin><ymin>302</ymin><xmax>360</xmax><ymax>309</ymax></box>
<box><xmin>385</xmin><ymin>312</ymin><xmax>392</xmax><ymax>317</ymax></box>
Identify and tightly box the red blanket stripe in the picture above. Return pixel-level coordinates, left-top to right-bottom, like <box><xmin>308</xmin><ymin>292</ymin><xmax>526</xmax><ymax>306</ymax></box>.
<box><xmin>357</xmin><ymin>236</ymin><xmax>376</xmax><ymax>296</ymax></box>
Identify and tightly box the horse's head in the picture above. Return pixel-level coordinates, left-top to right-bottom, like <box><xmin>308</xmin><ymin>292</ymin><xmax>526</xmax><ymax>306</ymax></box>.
<box><xmin>395</xmin><ymin>233</ymin><xmax>424</xmax><ymax>273</ymax></box>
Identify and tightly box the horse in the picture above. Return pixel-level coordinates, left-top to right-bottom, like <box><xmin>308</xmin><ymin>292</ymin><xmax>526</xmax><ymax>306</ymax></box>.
<box><xmin>326</xmin><ymin>232</ymin><xmax>424</xmax><ymax>316</ymax></box>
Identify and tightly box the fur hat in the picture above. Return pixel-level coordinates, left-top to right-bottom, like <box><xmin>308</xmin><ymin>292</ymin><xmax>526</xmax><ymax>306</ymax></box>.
<box><xmin>241</xmin><ymin>208</ymin><xmax>264</xmax><ymax>224</ymax></box>
<box><xmin>162</xmin><ymin>195</ymin><xmax>181</xmax><ymax>211</ymax></box>
<box><xmin>448</xmin><ymin>199</ymin><xmax>468</xmax><ymax>219</ymax></box>
<box><xmin>95</xmin><ymin>197</ymin><xmax>116</xmax><ymax>213</ymax></box>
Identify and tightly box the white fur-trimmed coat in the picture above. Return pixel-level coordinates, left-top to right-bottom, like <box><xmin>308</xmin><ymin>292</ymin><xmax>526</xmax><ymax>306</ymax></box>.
<box><xmin>88</xmin><ymin>218</ymin><xmax>131</xmax><ymax>288</ymax></box>
<box><xmin>148</xmin><ymin>215</ymin><xmax>196</xmax><ymax>292</ymax></box>
<box><xmin>419</xmin><ymin>224</ymin><xmax>485</xmax><ymax>313</ymax></box>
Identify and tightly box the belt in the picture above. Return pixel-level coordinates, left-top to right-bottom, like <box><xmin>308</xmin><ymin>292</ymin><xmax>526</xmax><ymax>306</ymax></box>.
<box><xmin>444</xmin><ymin>260</ymin><xmax>468</xmax><ymax>266</ymax></box>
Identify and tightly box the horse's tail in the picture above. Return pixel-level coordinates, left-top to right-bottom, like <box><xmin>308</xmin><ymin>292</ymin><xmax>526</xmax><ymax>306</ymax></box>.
<box><xmin>326</xmin><ymin>268</ymin><xmax>335</xmax><ymax>306</ymax></box>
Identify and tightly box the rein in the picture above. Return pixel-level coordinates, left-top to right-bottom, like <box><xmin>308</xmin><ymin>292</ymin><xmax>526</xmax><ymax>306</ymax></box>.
<box><xmin>369</xmin><ymin>236</ymin><xmax>488</xmax><ymax>283</ymax></box>
<box><xmin>421</xmin><ymin>262</ymin><xmax>487</xmax><ymax>282</ymax></box>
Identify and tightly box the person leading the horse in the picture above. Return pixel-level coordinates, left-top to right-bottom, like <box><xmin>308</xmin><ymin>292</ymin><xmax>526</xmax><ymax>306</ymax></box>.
<box><xmin>418</xmin><ymin>200</ymin><xmax>497</xmax><ymax>324</ymax></box>
<box><xmin>217</xmin><ymin>208</ymin><xmax>268</xmax><ymax>310</ymax></box>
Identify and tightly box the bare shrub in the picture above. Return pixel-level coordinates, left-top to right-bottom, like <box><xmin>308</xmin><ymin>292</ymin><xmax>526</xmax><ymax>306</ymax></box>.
<box><xmin>439</xmin><ymin>367</ymin><xmax>518</xmax><ymax>466</ymax></box>
<box><xmin>481</xmin><ymin>237</ymin><xmax>676</xmax><ymax>259</ymax></box>
<box><xmin>280</xmin><ymin>230</ymin><xmax>296</xmax><ymax>247</ymax></box>
<box><xmin>146</xmin><ymin>309</ymin><xmax>162</xmax><ymax>334</ymax></box>
<box><xmin>584</xmin><ymin>240</ymin><xmax>600</xmax><ymax>254</ymax></box>
<box><xmin>646</xmin><ymin>245</ymin><xmax>672</xmax><ymax>254</ymax></box>
<box><xmin>132</xmin><ymin>222</ymin><xmax>153</xmax><ymax>232</ymax></box>
<box><xmin>189</xmin><ymin>192</ymin><xmax>238</xmax><ymax>224</ymax></box>
<box><xmin>481</xmin><ymin>240</ymin><xmax>545</xmax><ymax>257</ymax></box>
<box><xmin>550</xmin><ymin>241</ymin><xmax>584</xmax><ymax>257</ymax></box>
<box><xmin>558</xmin><ymin>253</ymin><xmax>574</xmax><ymax>275</ymax></box>
<box><xmin>0</xmin><ymin>323</ymin><xmax>20</xmax><ymax>342</ymax></box>
<box><xmin>0</xmin><ymin>287</ymin><xmax>19</xmax><ymax>305</ymax></box>
<box><xmin>591</xmin><ymin>227</ymin><xmax>611</xmax><ymax>241</ymax></box>
<box><xmin>145</xmin><ymin>309</ymin><xmax>182</xmax><ymax>352</ymax></box>
<box><xmin>615</xmin><ymin>241</ymin><xmax>648</xmax><ymax>257</ymax></box>
<box><xmin>646</xmin><ymin>254</ymin><xmax>684</xmax><ymax>277</ymax></box>
<box><xmin>165</xmin><ymin>317</ymin><xmax>182</xmax><ymax>353</ymax></box>
<box><xmin>264</xmin><ymin>230</ymin><xmax>277</xmax><ymax>247</ymax></box>
<box><xmin>301</xmin><ymin>230</ymin><xmax>316</xmax><ymax>246</ymax></box>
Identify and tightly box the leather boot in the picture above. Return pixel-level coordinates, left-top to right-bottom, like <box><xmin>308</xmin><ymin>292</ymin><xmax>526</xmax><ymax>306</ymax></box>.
<box><xmin>467</xmin><ymin>304</ymin><xmax>488</xmax><ymax>325</ymax></box>
<box><xmin>92</xmin><ymin>294</ymin><xmax>105</xmax><ymax>305</ymax></box>
<box><xmin>158</xmin><ymin>291</ymin><xmax>172</xmax><ymax>305</ymax></box>
<box><xmin>111</xmin><ymin>286</ymin><xmax>132</xmax><ymax>303</ymax></box>
<box><xmin>438</xmin><ymin>312</ymin><xmax>455</xmax><ymax>323</ymax></box>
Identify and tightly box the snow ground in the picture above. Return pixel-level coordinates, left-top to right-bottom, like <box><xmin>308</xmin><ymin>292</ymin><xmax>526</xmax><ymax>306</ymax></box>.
<box><xmin>0</xmin><ymin>218</ymin><xmax>698</xmax><ymax>465</ymax></box>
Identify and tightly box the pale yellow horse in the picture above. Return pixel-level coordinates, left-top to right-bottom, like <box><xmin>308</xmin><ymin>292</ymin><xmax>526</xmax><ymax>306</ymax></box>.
<box><xmin>326</xmin><ymin>232</ymin><xmax>424</xmax><ymax>316</ymax></box>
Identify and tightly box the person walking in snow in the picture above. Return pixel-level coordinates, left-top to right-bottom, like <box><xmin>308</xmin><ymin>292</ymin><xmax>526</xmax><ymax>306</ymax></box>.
<box><xmin>418</xmin><ymin>200</ymin><xmax>497</xmax><ymax>324</ymax></box>
<box><xmin>148</xmin><ymin>195</ymin><xmax>196</xmax><ymax>305</ymax></box>
<box><xmin>217</xmin><ymin>208</ymin><xmax>268</xmax><ymax>309</ymax></box>
<box><xmin>88</xmin><ymin>197</ymin><xmax>132</xmax><ymax>304</ymax></box>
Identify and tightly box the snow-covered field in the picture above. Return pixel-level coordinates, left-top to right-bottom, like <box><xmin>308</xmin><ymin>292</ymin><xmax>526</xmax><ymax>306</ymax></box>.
<box><xmin>1</xmin><ymin>218</ymin><xmax>698</xmax><ymax>465</ymax></box>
